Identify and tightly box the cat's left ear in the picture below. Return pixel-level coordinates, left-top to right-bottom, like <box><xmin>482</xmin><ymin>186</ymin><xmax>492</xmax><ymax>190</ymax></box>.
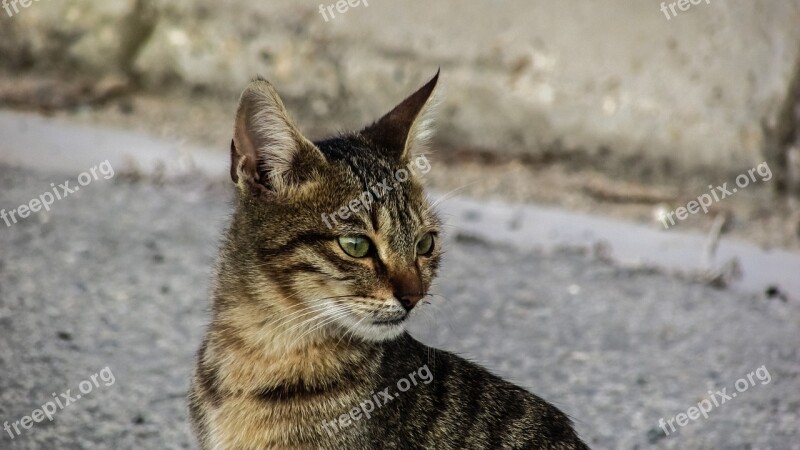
<box><xmin>361</xmin><ymin>70</ymin><xmax>440</xmax><ymax>162</ymax></box>
<box><xmin>231</xmin><ymin>78</ymin><xmax>327</xmax><ymax>196</ymax></box>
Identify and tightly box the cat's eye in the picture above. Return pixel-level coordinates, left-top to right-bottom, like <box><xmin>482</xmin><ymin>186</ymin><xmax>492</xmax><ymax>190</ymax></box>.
<box><xmin>416</xmin><ymin>233</ymin><xmax>435</xmax><ymax>256</ymax></box>
<box><xmin>338</xmin><ymin>236</ymin><xmax>372</xmax><ymax>258</ymax></box>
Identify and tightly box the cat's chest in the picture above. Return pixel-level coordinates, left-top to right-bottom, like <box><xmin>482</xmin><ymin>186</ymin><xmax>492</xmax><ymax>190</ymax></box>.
<box><xmin>207</xmin><ymin>386</ymin><xmax>372</xmax><ymax>450</ymax></box>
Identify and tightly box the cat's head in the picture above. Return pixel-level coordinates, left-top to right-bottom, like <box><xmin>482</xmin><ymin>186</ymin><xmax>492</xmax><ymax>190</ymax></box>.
<box><xmin>225</xmin><ymin>72</ymin><xmax>441</xmax><ymax>343</ymax></box>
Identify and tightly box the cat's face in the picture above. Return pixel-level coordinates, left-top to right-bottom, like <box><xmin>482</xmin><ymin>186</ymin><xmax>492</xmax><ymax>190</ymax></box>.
<box><xmin>226</xmin><ymin>73</ymin><xmax>441</xmax><ymax>343</ymax></box>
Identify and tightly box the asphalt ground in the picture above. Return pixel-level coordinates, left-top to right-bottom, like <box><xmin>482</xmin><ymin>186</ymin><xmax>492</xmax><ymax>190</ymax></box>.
<box><xmin>0</xmin><ymin>164</ymin><xmax>798</xmax><ymax>449</ymax></box>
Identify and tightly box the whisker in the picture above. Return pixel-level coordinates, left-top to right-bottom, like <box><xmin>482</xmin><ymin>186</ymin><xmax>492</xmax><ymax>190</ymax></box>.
<box><xmin>426</xmin><ymin>181</ymin><xmax>480</xmax><ymax>214</ymax></box>
<box><xmin>347</xmin><ymin>316</ymin><xmax>368</xmax><ymax>345</ymax></box>
<box><xmin>276</xmin><ymin>303</ymin><xmax>343</xmax><ymax>335</ymax></box>
<box><xmin>422</xmin><ymin>293</ymin><xmax>457</xmax><ymax>336</ymax></box>
<box><xmin>273</xmin><ymin>315</ymin><xmax>325</xmax><ymax>343</ymax></box>
<box><xmin>273</xmin><ymin>306</ymin><xmax>347</xmax><ymax>346</ymax></box>
<box><xmin>262</xmin><ymin>295</ymin><xmax>355</xmax><ymax>330</ymax></box>
<box><xmin>263</xmin><ymin>301</ymin><xmax>338</xmax><ymax>331</ymax></box>
<box><xmin>267</xmin><ymin>304</ymin><xmax>331</xmax><ymax>332</ymax></box>
<box><xmin>288</xmin><ymin>309</ymin><xmax>350</xmax><ymax>348</ymax></box>
<box><xmin>337</xmin><ymin>315</ymin><xmax>368</xmax><ymax>347</ymax></box>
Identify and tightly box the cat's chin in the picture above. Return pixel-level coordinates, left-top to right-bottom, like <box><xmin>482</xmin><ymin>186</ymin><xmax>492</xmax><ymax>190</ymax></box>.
<box><xmin>360</xmin><ymin>321</ymin><xmax>407</xmax><ymax>342</ymax></box>
<box><xmin>336</xmin><ymin>315</ymin><xmax>408</xmax><ymax>342</ymax></box>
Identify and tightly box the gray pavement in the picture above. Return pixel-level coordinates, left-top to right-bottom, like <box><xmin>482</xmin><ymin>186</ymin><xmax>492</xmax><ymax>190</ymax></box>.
<box><xmin>0</xmin><ymin>163</ymin><xmax>798</xmax><ymax>450</ymax></box>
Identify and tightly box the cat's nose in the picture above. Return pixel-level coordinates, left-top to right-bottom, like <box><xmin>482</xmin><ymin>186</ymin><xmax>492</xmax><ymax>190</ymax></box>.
<box><xmin>396</xmin><ymin>292</ymin><xmax>423</xmax><ymax>311</ymax></box>
<box><xmin>390</xmin><ymin>269</ymin><xmax>423</xmax><ymax>311</ymax></box>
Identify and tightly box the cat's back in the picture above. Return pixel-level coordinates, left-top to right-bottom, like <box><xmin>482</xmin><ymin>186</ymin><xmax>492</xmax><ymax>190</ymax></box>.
<box><xmin>368</xmin><ymin>335</ymin><xmax>588</xmax><ymax>449</ymax></box>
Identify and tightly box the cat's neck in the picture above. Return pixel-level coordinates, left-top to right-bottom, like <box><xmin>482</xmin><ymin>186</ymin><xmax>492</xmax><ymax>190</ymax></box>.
<box><xmin>208</xmin><ymin>295</ymin><xmax>381</xmax><ymax>396</ymax></box>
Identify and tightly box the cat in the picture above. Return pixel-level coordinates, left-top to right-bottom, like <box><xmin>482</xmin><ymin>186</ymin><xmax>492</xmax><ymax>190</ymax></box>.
<box><xmin>188</xmin><ymin>71</ymin><xmax>589</xmax><ymax>449</ymax></box>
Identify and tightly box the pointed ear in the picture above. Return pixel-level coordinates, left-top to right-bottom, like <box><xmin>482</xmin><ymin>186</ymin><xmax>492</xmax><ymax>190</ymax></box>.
<box><xmin>231</xmin><ymin>78</ymin><xmax>326</xmax><ymax>194</ymax></box>
<box><xmin>361</xmin><ymin>70</ymin><xmax>440</xmax><ymax>161</ymax></box>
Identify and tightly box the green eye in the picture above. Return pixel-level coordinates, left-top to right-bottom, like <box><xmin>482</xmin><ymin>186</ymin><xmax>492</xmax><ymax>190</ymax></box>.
<box><xmin>338</xmin><ymin>236</ymin><xmax>372</xmax><ymax>258</ymax></box>
<box><xmin>416</xmin><ymin>233</ymin><xmax>435</xmax><ymax>256</ymax></box>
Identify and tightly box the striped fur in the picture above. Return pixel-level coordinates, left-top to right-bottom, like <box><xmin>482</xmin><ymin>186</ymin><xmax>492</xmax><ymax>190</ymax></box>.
<box><xmin>189</xmin><ymin>73</ymin><xmax>588</xmax><ymax>449</ymax></box>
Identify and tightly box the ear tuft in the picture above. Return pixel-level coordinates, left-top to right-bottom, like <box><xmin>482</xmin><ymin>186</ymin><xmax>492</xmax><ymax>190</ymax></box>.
<box><xmin>361</xmin><ymin>70</ymin><xmax>441</xmax><ymax>161</ymax></box>
<box><xmin>231</xmin><ymin>79</ymin><xmax>325</xmax><ymax>193</ymax></box>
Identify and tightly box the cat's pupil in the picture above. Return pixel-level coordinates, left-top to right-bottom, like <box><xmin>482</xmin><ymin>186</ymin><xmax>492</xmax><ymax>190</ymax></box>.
<box><xmin>338</xmin><ymin>235</ymin><xmax>372</xmax><ymax>258</ymax></box>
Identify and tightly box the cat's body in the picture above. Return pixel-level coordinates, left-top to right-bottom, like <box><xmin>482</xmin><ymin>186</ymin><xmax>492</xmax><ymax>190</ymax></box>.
<box><xmin>189</xmin><ymin>73</ymin><xmax>588</xmax><ymax>449</ymax></box>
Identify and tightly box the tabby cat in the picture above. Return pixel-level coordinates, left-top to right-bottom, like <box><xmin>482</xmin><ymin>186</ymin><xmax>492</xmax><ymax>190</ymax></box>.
<box><xmin>189</xmin><ymin>72</ymin><xmax>589</xmax><ymax>449</ymax></box>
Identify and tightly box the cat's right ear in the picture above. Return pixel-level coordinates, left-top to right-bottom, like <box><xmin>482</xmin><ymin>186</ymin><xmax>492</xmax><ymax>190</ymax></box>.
<box><xmin>231</xmin><ymin>78</ymin><xmax>326</xmax><ymax>195</ymax></box>
<box><xmin>361</xmin><ymin>70</ymin><xmax>440</xmax><ymax>162</ymax></box>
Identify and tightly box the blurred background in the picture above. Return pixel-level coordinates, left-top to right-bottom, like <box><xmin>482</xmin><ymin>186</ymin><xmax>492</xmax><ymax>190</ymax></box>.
<box><xmin>1</xmin><ymin>1</ymin><xmax>799</xmax><ymax>449</ymax></box>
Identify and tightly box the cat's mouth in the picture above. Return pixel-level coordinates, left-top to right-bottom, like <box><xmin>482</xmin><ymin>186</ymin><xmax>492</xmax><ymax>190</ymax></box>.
<box><xmin>327</xmin><ymin>300</ymin><xmax>411</xmax><ymax>341</ymax></box>
<box><xmin>372</xmin><ymin>316</ymin><xmax>406</xmax><ymax>326</ymax></box>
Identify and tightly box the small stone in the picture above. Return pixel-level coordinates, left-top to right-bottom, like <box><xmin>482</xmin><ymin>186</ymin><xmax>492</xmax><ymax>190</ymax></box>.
<box><xmin>646</xmin><ymin>426</ymin><xmax>667</xmax><ymax>443</ymax></box>
<box><xmin>56</xmin><ymin>331</ymin><xmax>72</xmax><ymax>341</ymax></box>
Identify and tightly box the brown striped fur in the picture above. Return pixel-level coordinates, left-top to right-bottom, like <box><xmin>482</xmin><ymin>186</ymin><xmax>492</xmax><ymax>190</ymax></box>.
<box><xmin>189</xmin><ymin>72</ymin><xmax>589</xmax><ymax>449</ymax></box>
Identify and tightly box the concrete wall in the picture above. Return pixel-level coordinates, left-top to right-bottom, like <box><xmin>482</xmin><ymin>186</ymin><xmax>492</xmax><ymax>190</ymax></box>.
<box><xmin>3</xmin><ymin>0</ymin><xmax>800</xmax><ymax>178</ymax></box>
